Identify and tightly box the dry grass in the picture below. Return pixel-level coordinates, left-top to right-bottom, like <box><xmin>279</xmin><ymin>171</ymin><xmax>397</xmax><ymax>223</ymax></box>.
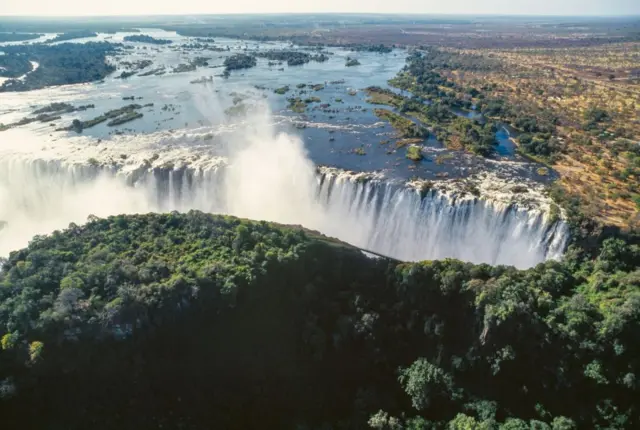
<box><xmin>446</xmin><ymin>43</ymin><xmax>640</xmax><ymax>227</ymax></box>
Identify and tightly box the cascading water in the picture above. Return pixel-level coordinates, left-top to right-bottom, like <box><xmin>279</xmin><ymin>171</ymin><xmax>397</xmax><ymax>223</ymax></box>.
<box><xmin>0</xmin><ymin>108</ymin><xmax>568</xmax><ymax>267</ymax></box>
<box><xmin>314</xmin><ymin>173</ymin><xmax>568</xmax><ymax>267</ymax></box>
<box><xmin>0</xmin><ymin>159</ymin><xmax>568</xmax><ymax>268</ymax></box>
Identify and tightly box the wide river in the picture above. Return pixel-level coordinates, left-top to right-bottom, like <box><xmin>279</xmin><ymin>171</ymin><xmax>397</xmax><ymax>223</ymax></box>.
<box><xmin>0</xmin><ymin>29</ymin><xmax>541</xmax><ymax>181</ymax></box>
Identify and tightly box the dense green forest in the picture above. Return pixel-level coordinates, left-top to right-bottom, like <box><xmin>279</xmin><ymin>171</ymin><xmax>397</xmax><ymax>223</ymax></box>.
<box><xmin>0</xmin><ymin>55</ymin><xmax>33</xmax><ymax>78</ymax></box>
<box><xmin>0</xmin><ymin>42</ymin><xmax>118</xmax><ymax>92</ymax></box>
<box><xmin>0</xmin><ymin>212</ymin><xmax>638</xmax><ymax>429</ymax></box>
<box><xmin>123</xmin><ymin>34</ymin><xmax>173</xmax><ymax>45</ymax></box>
<box><xmin>0</xmin><ymin>32</ymin><xmax>42</xmax><ymax>42</ymax></box>
<box><xmin>254</xmin><ymin>50</ymin><xmax>329</xmax><ymax>66</ymax></box>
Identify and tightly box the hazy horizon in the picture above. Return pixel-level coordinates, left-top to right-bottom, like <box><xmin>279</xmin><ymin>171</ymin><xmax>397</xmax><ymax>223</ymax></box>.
<box><xmin>1</xmin><ymin>0</ymin><xmax>639</xmax><ymax>18</ymax></box>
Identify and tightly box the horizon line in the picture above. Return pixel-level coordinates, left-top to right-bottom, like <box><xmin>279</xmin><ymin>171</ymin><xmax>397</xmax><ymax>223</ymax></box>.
<box><xmin>1</xmin><ymin>12</ymin><xmax>639</xmax><ymax>19</ymax></box>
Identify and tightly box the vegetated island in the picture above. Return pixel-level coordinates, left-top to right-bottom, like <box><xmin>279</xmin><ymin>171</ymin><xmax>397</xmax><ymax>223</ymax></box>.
<box><xmin>0</xmin><ymin>42</ymin><xmax>119</xmax><ymax>92</ymax></box>
<box><xmin>345</xmin><ymin>56</ymin><xmax>361</xmax><ymax>67</ymax></box>
<box><xmin>48</xmin><ymin>30</ymin><xmax>98</xmax><ymax>43</ymax></box>
<box><xmin>222</xmin><ymin>53</ymin><xmax>257</xmax><ymax>77</ymax></box>
<box><xmin>254</xmin><ymin>50</ymin><xmax>329</xmax><ymax>66</ymax></box>
<box><xmin>365</xmin><ymin>57</ymin><xmax>499</xmax><ymax>158</ymax></box>
<box><xmin>286</xmin><ymin>95</ymin><xmax>321</xmax><ymax>113</ymax></box>
<box><xmin>0</xmin><ymin>102</ymin><xmax>95</xmax><ymax>131</ymax></box>
<box><xmin>56</xmin><ymin>104</ymin><xmax>147</xmax><ymax>133</ymax></box>
<box><xmin>123</xmin><ymin>34</ymin><xmax>173</xmax><ymax>45</ymax></box>
<box><xmin>349</xmin><ymin>43</ymin><xmax>393</xmax><ymax>53</ymax></box>
<box><xmin>0</xmin><ymin>32</ymin><xmax>42</xmax><ymax>42</ymax></box>
<box><xmin>0</xmin><ymin>211</ymin><xmax>638</xmax><ymax>429</ymax></box>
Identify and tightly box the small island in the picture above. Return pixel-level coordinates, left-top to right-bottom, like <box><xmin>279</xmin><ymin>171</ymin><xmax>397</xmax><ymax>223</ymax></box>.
<box><xmin>345</xmin><ymin>57</ymin><xmax>361</xmax><ymax>67</ymax></box>
<box><xmin>59</xmin><ymin>104</ymin><xmax>145</xmax><ymax>133</ymax></box>
<box><xmin>123</xmin><ymin>34</ymin><xmax>173</xmax><ymax>45</ymax></box>
<box><xmin>255</xmin><ymin>50</ymin><xmax>328</xmax><ymax>66</ymax></box>
<box><xmin>223</xmin><ymin>54</ymin><xmax>257</xmax><ymax>75</ymax></box>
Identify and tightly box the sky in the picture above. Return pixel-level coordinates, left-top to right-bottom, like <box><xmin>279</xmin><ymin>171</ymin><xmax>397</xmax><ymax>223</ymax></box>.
<box><xmin>1</xmin><ymin>0</ymin><xmax>639</xmax><ymax>17</ymax></box>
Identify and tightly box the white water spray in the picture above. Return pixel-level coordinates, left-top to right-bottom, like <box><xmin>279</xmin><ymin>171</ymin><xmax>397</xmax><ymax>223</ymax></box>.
<box><xmin>0</xmin><ymin>103</ymin><xmax>567</xmax><ymax>267</ymax></box>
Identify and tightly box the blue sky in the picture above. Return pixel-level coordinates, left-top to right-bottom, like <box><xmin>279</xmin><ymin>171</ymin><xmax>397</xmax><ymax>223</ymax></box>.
<box><xmin>1</xmin><ymin>0</ymin><xmax>639</xmax><ymax>16</ymax></box>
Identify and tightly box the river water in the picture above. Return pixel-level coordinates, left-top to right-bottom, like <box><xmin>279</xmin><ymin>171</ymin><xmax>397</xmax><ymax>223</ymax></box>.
<box><xmin>0</xmin><ymin>29</ymin><xmax>543</xmax><ymax>182</ymax></box>
<box><xmin>0</xmin><ymin>29</ymin><xmax>567</xmax><ymax>265</ymax></box>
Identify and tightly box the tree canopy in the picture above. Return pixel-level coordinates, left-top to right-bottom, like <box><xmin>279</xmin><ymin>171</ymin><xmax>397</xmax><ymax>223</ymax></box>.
<box><xmin>0</xmin><ymin>212</ymin><xmax>638</xmax><ymax>429</ymax></box>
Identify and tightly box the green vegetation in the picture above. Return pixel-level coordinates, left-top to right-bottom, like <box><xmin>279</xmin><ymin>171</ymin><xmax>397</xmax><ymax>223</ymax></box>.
<box><xmin>33</xmin><ymin>102</ymin><xmax>76</xmax><ymax>115</ymax></box>
<box><xmin>311</xmin><ymin>83</ymin><xmax>325</xmax><ymax>91</ymax></box>
<box><xmin>0</xmin><ymin>42</ymin><xmax>118</xmax><ymax>92</ymax></box>
<box><xmin>0</xmin><ymin>212</ymin><xmax>639</xmax><ymax>429</ymax></box>
<box><xmin>345</xmin><ymin>56</ymin><xmax>361</xmax><ymax>67</ymax></box>
<box><xmin>374</xmin><ymin>108</ymin><xmax>428</xmax><ymax>139</ymax></box>
<box><xmin>106</xmin><ymin>111</ymin><xmax>143</xmax><ymax>127</ymax></box>
<box><xmin>254</xmin><ymin>50</ymin><xmax>328</xmax><ymax>66</ymax></box>
<box><xmin>368</xmin><ymin>56</ymin><xmax>501</xmax><ymax>156</ymax></box>
<box><xmin>0</xmin><ymin>103</ymin><xmax>95</xmax><ymax>132</ymax></box>
<box><xmin>59</xmin><ymin>104</ymin><xmax>143</xmax><ymax>133</ymax></box>
<box><xmin>117</xmin><ymin>70</ymin><xmax>136</xmax><ymax>79</ymax></box>
<box><xmin>287</xmin><ymin>96</ymin><xmax>322</xmax><ymax>113</ymax></box>
<box><xmin>123</xmin><ymin>34</ymin><xmax>172</xmax><ymax>45</ymax></box>
<box><xmin>476</xmin><ymin>98</ymin><xmax>559</xmax><ymax>159</ymax></box>
<box><xmin>349</xmin><ymin>43</ymin><xmax>393</xmax><ymax>53</ymax></box>
<box><xmin>583</xmin><ymin>106</ymin><xmax>611</xmax><ymax>131</ymax></box>
<box><xmin>119</xmin><ymin>59</ymin><xmax>153</xmax><ymax>70</ymax></box>
<box><xmin>406</xmin><ymin>145</ymin><xmax>424</xmax><ymax>161</ymax></box>
<box><xmin>445</xmin><ymin>117</ymin><xmax>498</xmax><ymax>156</ymax></box>
<box><xmin>365</xmin><ymin>86</ymin><xmax>404</xmax><ymax>108</ymax></box>
<box><xmin>48</xmin><ymin>30</ymin><xmax>98</xmax><ymax>43</ymax></box>
<box><xmin>0</xmin><ymin>32</ymin><xmax>42</xmax><ymax>42</ymax></box>
<box><xmin>389</xmin><ymin>52</ymin><xmax>469</xmax><ymax>109</ymax></box>
<box><xmin>138</xmin><ymin>67</ymin><xmax>165</xmax><ymax>77</ymax></box>
<box><xmin>274</xmin><ymin>85</ymin><xmax>290</xmax><ymax>95</ymax></box>
<box><xmin>390</xmin><ymin>51</ymin><xmax>559</xmax><ymax>159</ymax></box>
<box><xmin>223</xmin><ymin>54</ymin><xmax>257</xmax><ymax>75</ymax></box>
<box><xmin>0</xmin><ymin>55</ymin><xmax>33</xmax><ymax>78</ymax></box>
<box><xmin>287</xmin><ymin>98</ymin><xmax>307</xmax><ymax>113</ymax></box>
<box><xmin>171</xmin><ymin>58</ymin><xmax>209</xmax><ymax>74</ymax></box>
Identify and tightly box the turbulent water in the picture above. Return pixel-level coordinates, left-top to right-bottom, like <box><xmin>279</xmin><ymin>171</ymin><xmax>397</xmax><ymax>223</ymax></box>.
<box><xmin>0</xmin><ymin>109</ymin><xmax>568</xmax><ymax>267</ymax></box>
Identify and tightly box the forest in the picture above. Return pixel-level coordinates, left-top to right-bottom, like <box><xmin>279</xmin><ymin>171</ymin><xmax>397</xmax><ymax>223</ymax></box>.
<box><xmin>0</xmin><ymin>32</ymin><xmax>42</xmax><ymax>42</ymax></box>
<box><xmin>122</xmin><ymin>34</ymin><xmax>173</xmax><ymax>45</ymax></box>
<box><xmin>0</xmin><ymin>42</ymin><xmax>118</xmax><ymax>92</ymax></box>
<box><xmin>0</xmin><ymin>212</ymin><xmax>638</xmax><ymax>429</ymax></box>
<box><xmin>0</xmin><ymin>55</ymin><xmax>33</xmax><ymax>78</ymax></box>
<box><xmin>223</xmin><ymin>53</ymin><xmax>258</xmax><ymax>75</ymax></box>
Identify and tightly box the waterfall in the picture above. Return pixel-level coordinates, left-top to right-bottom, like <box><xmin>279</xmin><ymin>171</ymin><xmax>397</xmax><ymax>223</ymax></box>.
<box><xmin>0</xmin><ymin>158</ymin><xmax>568</xmax><ymax>267</ymax></box>
<box><xmin>315</xmin><ymin>172</ymin><xmax>568</xmax><ymax>267</ymax></box>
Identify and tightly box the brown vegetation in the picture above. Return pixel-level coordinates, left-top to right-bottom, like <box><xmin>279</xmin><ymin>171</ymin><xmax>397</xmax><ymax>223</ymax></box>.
<box><xmin>442</xmin><ymin>43</ymin><xmax>640</xmax><ymax>227</ymax></box>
